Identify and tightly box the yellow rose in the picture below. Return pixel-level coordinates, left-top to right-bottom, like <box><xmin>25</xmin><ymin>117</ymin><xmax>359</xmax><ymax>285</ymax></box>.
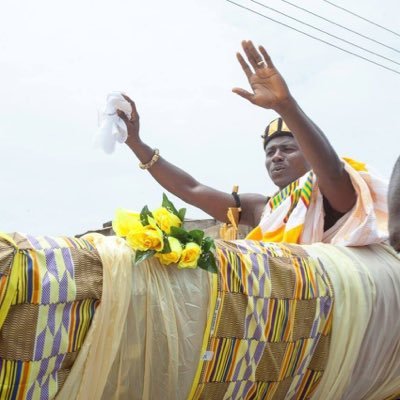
<box><xmin>152</xmin><ymin>207</ymin><xmax>181</xmax><ymax>233</ymax></box>
<box><xmin>156</xmin><ymin>237</ymin><xmax>183</xmax><ymax>265</ymax></box>
<box><xmin>112</xmin><ymin>208</ymin><xmax>141</xmax><ymax>237</ymax></box>
<box><xmin>126</xmin><ymin>223</ymin><xmax>164</xmax><ymax>252</ymax></box>
<box><xmin>178</xmin><ymin>242</ymin><xmax>201</xmax><ymax>269</ymax></box>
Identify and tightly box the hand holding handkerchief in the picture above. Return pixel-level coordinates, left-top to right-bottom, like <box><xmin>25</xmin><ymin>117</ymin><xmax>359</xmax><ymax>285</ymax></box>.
<box><xmin>94</xmin><ymin>92</ymin><xmax>132</xmax><ymax>154</ymax></box>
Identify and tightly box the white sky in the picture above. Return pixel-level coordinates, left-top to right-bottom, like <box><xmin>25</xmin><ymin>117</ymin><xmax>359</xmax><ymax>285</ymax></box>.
<box><xmin>1</xmin><ymin>0</ymin><xmax>400</xmax><ymax>236</ymax></box>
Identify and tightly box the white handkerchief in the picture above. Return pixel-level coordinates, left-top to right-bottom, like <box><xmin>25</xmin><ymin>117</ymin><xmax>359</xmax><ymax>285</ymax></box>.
<box><xmin>94</xmin><ymin>92</ymin><xmax>132</xmax><ymax>154</ymax></box>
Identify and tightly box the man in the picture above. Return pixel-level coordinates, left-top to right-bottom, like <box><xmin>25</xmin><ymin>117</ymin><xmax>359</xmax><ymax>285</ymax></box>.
<box><xmin>117</xmin><ymin>40</ymin><xmax>387</xmax><ymax>245</ymax></box>
<box><xmin>389</xmin><ymin>156</ymin><xmax>400</xmax><ymax>251</ymax></box>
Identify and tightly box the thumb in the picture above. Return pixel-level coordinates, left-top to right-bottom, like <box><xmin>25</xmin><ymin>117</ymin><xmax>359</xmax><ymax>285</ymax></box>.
<box><xmin>232</xmin><ymin>87</ymin><xmax>255</xmax><ymax>103</ymax></box>
<box><xmin>117</xmin><ymin>109</ymin><xmax>130</xmax><ymax>125</ymax></box>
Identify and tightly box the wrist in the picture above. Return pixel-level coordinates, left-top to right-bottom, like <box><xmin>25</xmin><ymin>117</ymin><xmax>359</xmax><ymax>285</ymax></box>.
<box><xmin>273</xmin><ymin>95</ymin><xmax>297</xmax><ymax>116</ymax></box>
<box><xmin>126</xmin><ymin>134</ymin><xmax>142</xmax><ymax>149</ymax></box>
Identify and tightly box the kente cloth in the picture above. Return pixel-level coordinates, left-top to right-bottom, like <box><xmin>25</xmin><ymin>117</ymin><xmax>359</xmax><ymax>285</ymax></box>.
<box><xmin>2</xmin><ymin>230</ymin><xmax>400</xmax><ymax>399</ymax></box>
<box><xmin>0</xmin><ymin>232</ymin><xmax>103</xmax><ymax>400</ymax></box>
<box><xmin>246</xmin><ymin>158</ymin><xmax>388</xmax><ymax>245</ymax></box>
<box><xmin>188</xmin><ymin>240</ymin><xmax>334</xmax><ymax>400</ymax></box>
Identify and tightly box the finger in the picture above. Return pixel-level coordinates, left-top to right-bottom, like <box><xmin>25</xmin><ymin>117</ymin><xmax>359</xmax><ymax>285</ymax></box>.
<box><xmin>236</xmin><ymin>52</ymin><xmax>253</xmax><ymax>81</ymax></box>
<box><xmin>121</xmin><ymin>93</ymin><xmax>133</xmax><ymax>106</ymax></box>
<box><xmin>242</xmin><ymin>40</ymin><xmax>264</xmax><ymax>69</ymax></box>
<box><xmin>121</xmin><ymin>94</ymin><xmax>139</xmax><ymax>118</ymax></box>
<box><xmin>241</xmin><ymin>40</ymin><xmax>259</xmax><ymax>70</ymax></box>
<box><xmin>232</xmin><ymin>87</ymin><xmax>255</xmax><ymax>103</ymax></box>
<box><xmin>247</xmin><ymin>40</ymin><xmax>267</xmax><ymax>69</ymax></box>
<box><xmin>121</xmin><ymin>94</ymin><xmax>139</xmax><ymax>120</ymax></box>
<box><xmin>259</xmin><ymin>46</ymin><xmax>275</xmax><ymax>68</ymax></box>
<box><xmin>117</xmin><ymin>109</ymin><xmax>130</xmax><ymax>125</ymax></box>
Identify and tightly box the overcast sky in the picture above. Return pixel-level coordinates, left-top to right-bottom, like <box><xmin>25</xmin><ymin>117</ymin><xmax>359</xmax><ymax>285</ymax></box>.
<box><xmin>1</xmin><ymin>0</ymin><xmax>400</xmax><ymax>236</ymax></box>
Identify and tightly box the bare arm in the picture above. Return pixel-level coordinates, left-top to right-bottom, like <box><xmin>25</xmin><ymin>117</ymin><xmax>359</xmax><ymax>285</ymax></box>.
<box><xmin>233</xmin><ymin>40</ymin><xmax>356</xmax><ymax>214</ymax></box>
<box><xmin>276</xmin><ymin>100</ymin><xmax>355</xmax><ymax>213</ymax></box>
<box><xmin>389</xmin><ymin>156</ymin><xmax>400</xmax><ymax>251</ymax></box>
<box><xmin>118</xmin><ymin>96</ymin><xmax>267</xmax><ymax>226</ymax></box>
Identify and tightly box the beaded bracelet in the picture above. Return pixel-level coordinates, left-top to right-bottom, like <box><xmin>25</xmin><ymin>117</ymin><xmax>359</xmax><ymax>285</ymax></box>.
<box><xmin>139</xmin><ymin>149</ymin><xmax>160</xmax><ymax>170</ymax></box>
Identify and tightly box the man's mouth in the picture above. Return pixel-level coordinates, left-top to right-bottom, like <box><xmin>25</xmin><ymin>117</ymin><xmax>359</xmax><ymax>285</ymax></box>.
<box><xmin>272</xmin><ymin>165</ymin><xmax>286</xmax><ymax>173</ymax></box>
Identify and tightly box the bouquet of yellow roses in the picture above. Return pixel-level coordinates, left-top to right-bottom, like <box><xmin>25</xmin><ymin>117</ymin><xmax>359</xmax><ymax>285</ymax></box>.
<box><xmin>112</xmin><ymin>194</ymin><xmax>217</xmax><ymax>273</ymax></box>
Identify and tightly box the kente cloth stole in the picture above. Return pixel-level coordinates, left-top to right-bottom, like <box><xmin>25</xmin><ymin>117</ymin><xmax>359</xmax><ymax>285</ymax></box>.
<box><xmin>188</xmin><ymin>240</ymin><xmax>334</xmax><ymax>400</ymax></box>
<box><xmin>246</xmin><ymin>171</ymin><xmax>315</xmax><ymax>244</ymax></box>
<box><xmin>0</xmin><ymin>233</ymin><xmax>103</xmax><ymax>400</ymax></box>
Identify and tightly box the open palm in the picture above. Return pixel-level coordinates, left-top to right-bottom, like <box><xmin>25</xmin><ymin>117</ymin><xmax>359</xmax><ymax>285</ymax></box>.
<box><xmin>233</xmin><ymin>41</ymin><xmax>291</xmax><ymax>110</ymax></box>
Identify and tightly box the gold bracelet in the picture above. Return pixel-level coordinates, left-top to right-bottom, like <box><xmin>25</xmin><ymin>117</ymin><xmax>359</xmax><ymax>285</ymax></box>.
<box><xmin>139</xmin><ymin>149</ymin><xmax>160</xmax><ymax>170</ymax></box>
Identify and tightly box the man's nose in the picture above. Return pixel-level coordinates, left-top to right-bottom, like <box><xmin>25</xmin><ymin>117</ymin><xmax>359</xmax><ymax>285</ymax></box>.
<box><xmin>272</xmin><ymin>149</ymin><xmax>284</xmax><ymax>162</ymax></box>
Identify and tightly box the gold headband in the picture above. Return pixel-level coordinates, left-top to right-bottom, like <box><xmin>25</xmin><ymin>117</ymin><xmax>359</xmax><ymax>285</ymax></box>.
<box><xmin>262</xmin><ymin>118</ymin><xmax>291</xmax><ymax>142</ymax></box>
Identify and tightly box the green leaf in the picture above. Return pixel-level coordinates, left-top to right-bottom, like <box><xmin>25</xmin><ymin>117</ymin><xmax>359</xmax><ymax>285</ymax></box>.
<box><xmin>189</xmin><ymin>229</ymin><xmax>204</xmax><ymax>246</ymax></box>
<box><xmin>201</xmin><ymin>236</ymin><xmax>215</xmax><ymax>252</ymax></box>
<box><xmin>197</xmin><ymin>251</ymin><xmax>218</xmax><ymax>274</ymax></box>
<box><xmin>135</xmin><ymin>249</ymin><xmax>156</xmax><ymax>264</ymax></box>
<box><xmin>170</xmin><ymin>226</ymin><xmax>192</xmax><ymax>244</ymax></box>
<box><xmin>140</xmin><ymin>205</ymin><xmax>153</xmax><ymax>226</ymax></box>
<box><xmin>162</xmin><ymin>193</ymin><xmax>180</xmax><ymax>218</ymax></box>
<box><xmin>160</xmin><ymin>235</ymin><xmax>172</xmax><ymax>254</ymax></box>
<box><xmin>178</xmin><ymin>208</ymin><xmax>186</xmax><ymax>222</ymax></box>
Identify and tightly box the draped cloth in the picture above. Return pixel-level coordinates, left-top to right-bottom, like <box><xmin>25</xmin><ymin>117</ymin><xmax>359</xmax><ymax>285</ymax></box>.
<box><xmin>188</xmin><ymin>241</ymin><xmax>400</xmax><ymax>400</ymax></box>
<box><xmin>58</xmin><ymin>234</ymin><xmax>210</xmax><ymax>400</ymax></box>
<box><xmin>246</xmin><ymin>159</ymin><xmax>388</xmax><ymax>246</ymax></box>
<box><xmin>56</xmin><ymin>236</ymin><xmax>400</xmax><ymax>400</ymax></box>
<box><xmin>306</xmin><ymin>243</ymin><xmax>400</xmax><ymax>400</ymax></box>
<box><xmin>57</xmin><ymin>234</ymin><xmax>133</xmax><ymax>400</ymax></box>
<box><xmin>2</xmin><ymin>231</ymin><xmax>400</xmax><ymax>399</ymax></box>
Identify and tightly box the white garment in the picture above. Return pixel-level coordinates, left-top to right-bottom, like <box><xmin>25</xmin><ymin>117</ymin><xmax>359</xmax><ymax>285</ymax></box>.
<box><xmin>94</xmin><ymin>92</ymin><xmax>132</xmax><ymax>154</ymax></box>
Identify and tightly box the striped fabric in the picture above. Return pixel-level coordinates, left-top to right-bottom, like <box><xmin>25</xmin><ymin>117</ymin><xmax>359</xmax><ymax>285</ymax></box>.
<box><xmin>0</xmin><ymin>234</ymin><xmax>16</xmax><ymax>330</ymax></box>
<box><xmin>188</xmin><ymin>240</ymin><xmax>334</xmax><ymax>400</ymax></box>
<box><xmin>247</xmin><ymin>158</ymin><xmax>388</xmax><ymax>246</ymax></box>
<box><xmin>247</xmin><ymin>171</ymin><xmax>315</xmax><ymax>244</ymax></box>
<box><xmin>0</xmin><ymin>233</ymin><xmax>103</xmax><ymax>400</ymax></box>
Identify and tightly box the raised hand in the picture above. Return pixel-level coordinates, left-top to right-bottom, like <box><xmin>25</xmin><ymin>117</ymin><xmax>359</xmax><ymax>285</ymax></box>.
<box><xmin>117</xmin><ymin>94</ymin><xmax>140</xmax><ymax>142</ymax></box>
<box><xmin>233</xmin><ymin>40</ymin><xmax>292</xmax><ymax>111</ymax></box>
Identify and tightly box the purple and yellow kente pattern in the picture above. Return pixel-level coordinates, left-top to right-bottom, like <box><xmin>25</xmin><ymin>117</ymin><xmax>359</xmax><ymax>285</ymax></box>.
<box><xmin>0</xmin><ymin>233</ymin><xmax>103</xmax><ymax>400</ymax></box>
<box><xmin>189</xmin><ymin>240</ymin><xmax>334</xmax><ymax>400</ymax></box>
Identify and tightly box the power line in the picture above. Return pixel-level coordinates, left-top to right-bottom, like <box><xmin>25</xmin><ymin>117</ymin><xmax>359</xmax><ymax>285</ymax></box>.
<box><xmin>225</xmin><ymin>0</ymin><xmax>400</xmax><ymax>76</ymax></box>
<box><xmin>321</xmin><ymin>0</ymin><xmax>400</xmax><ymax>38</ymax></box>
<box><xmin>278</xmin><ymin>0</ymin><xmax>400</xmax><ymax>54</ymax></box>
<box><xmin>248</xmin><ymin>0</ymin><xmax>400</xmax><ymax>67</ymax></box>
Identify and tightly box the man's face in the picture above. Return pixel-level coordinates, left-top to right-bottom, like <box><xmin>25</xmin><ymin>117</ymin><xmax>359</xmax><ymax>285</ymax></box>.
<box><xmin>265</xmin><ymin>135</ymin><xmax>310</xmax><ymax>189</ymax></box>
